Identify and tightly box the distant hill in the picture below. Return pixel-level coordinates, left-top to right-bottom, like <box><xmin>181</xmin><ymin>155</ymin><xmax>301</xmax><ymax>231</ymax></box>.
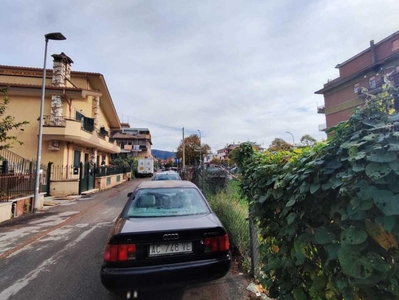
<box><xmin>152</xmin><ymin>149</ymin><xmax>176</xmax><ymax>159</ymax></box>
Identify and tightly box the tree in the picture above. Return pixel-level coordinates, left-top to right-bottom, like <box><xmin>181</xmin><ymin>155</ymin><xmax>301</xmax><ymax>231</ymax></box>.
<box><xmin>267</xmin><ymin>138</ymin><xmax>293</xmax><ymax>152</ymax></box>
<box><xmin>229</xmin><ymin>142</ymin><xmax>255</xmax><ymax>170</ymax></box>
<box><xmin>176</xmin><ymin>134</ymin><xmax>210</xmax><ymax>166</ymax></box>
<box><xmin>210</xmin><ymin>157</ymin><xmax>221</xmax><ymax>165</ymax></box>
<box><xmin>300</xmin><ymin>134</ymin><xmax>317</xmax><ymax>146</ymax></box>
<box><xmin>0</xmin><ymin>88</ymin><xmax>28</xmax><ymax>156</ymax></box>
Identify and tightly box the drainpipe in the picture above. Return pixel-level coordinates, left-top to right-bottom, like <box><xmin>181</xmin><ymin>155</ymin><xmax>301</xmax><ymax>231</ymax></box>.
<box><xmin>66</xmin><ymin>142</ymin><xmax>70</xmax><ymax>179</ymax></box>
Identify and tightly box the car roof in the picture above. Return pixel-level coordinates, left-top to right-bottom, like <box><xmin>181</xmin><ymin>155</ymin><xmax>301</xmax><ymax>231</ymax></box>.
<box><xmin>156</xmin><ymin>171</ymin><xmax>178</xmax><ymax>175</ymax></box>
<box><xmin>137</xmin><ymin>180</ymin><xmax>197</xmax><ymax>189</ymax></box>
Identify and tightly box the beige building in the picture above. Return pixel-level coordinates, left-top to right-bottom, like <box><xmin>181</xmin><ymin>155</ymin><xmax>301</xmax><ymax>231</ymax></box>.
<box><xmin>111</xmin><ymin>125</ymin><xmax>153</xmax><ymax>158</ymax></box>
<box><xmin>0</xmin><ymin>53</ymin><xmax>121</xmax><ymax>170</ymax></box>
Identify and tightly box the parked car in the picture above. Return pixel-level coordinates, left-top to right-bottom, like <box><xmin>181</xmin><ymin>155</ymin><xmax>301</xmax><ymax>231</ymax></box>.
<box><xmin>100</xmin><ymin>181</ymin><xmax>231</xmax><ymax>298</ymax></box>
<box><xmin>152</xmin><ymin>171</ymin><xmax>181</xmax><ymax>181</ymax></box>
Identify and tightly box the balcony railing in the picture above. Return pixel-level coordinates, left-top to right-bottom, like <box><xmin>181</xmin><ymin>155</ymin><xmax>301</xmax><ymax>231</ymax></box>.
<box><xmin>43</xmin><ymin>115</ymin><xmax>66</xmax><ymax>127</ymax></box>
<box><xmin>357</xmin><ymin>72</ymin><xmax>399</xmax><ymax>97</ymax></box>
<box><xmin>43</xmin><ymin>115</ymin><xmax>94</xmax><ymax>133</ymax></box>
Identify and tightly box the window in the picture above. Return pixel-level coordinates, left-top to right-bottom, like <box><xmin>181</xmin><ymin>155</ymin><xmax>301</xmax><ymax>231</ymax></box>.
<box><xmin>353</xmin><ymin>83</ymin><xmax>360</xmax><ymax>93</ymax></box>
<box><xmin>392</xmin><ymin>38</ymin><xmax>399</xmax><ymax>52</ymax></box>
<box><xmin>369</xmin><ymin>76</ymin><xmax>376</xmax><ymax>88</ymax></box>
<box><xmin>76</xmin><ymin>111</ymin><xmax>84</xmax><ymax>121</ymax></box>
<box><xmin>127</xmin><ymin>188</ymin><xmax>209</xmax><ymax>217</ymax></box>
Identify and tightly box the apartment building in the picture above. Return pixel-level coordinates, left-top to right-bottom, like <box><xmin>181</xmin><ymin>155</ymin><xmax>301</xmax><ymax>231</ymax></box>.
<box><xmin>315</xmin><ymin>30</ymin><xmax>399</xmax><ymax>130</ymax></box>
<box><xmin>111</xmin><ymin>125</ymin><xmax>153</xmax><ymax>158</ymax></box>
<box><xmin>216</xmin><ymin>144</ymin><xmax>239</xmax><ymax>161</ymax></box>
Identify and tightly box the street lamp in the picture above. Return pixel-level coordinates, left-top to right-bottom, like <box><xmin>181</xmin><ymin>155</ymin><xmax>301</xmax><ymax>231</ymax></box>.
<box><xmin>33</xmin><ymin>32</ymin><xmax>66</xmax><ymax>213</ymax></box>
<box><xmin>286</xmin><ymin>131</ymin><xmax>295</xmax><ymax>146</ymax></box>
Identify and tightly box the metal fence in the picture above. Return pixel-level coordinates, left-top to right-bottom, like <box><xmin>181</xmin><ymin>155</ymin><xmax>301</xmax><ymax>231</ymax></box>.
<box><xmin>187</xmin><ymin>166</ymin><xmax>262</xmax><ymax>278</ymax></box>
<box><xmin>249</xmin><ymin>209</ymin><xmax>262</xmax><ymax>278</ymax></box>
<box><xmin>95</xmin><ymin>165</ymin><xmax>127</xmax><ymax>177</ymax></box>
<box><xmin>51</xmin><ymin>165</ymin><xmax>78</xmax><ymax>180</ymax></box>
<box><xmin>0</xmin><ymin>173</ymin><xmax>35</xmax><ymax>201</ymax></box>
<box><xmin>0</xmin><ymin>148</ymin><xmax>35</xmax><ymax>174</ymax></box>
<box><xmin>0</xmin><ymin>149</ymin><xmax>48</xmax><ymax>201</ymax></box>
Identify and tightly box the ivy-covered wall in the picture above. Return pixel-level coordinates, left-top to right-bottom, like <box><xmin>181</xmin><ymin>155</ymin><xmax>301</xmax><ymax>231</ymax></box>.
<box><xmin>238</xmin><ymin>79</ymin><xmax>399</xmax><ymax>299</ymax></box>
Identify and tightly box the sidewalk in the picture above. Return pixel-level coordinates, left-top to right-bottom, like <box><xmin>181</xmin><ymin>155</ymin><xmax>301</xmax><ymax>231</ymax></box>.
<box><xmin>0</xmin><ymin>195</ymin><xmax>88</xmax><ymax>259</ymax></box>
<box><xmin>0</xmin><ymin>179</ymin><xmax>138</xmax><ymax>259</ymax></box>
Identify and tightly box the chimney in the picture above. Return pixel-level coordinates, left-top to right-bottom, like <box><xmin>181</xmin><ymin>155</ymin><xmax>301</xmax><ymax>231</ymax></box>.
<box><xmin>51</xmin><ymin>52</ymin><xmax>73</xmax><ymax>87</ymax></box>
<box><xmin>370</xmin><ymin>40</ymin><xmax>376</xmax><ymax>64</ymax></box>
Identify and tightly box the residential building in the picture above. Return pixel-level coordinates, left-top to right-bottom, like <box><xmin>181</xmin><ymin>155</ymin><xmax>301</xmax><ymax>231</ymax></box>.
<box><xmin>0</xmin><ymin>53</ymin><xmax>122</xmax><ymax>195</ymax></box>
<box><xmin>316</xmin><ymin>30</ymin><xmax>399</xmax><ymax>131</ymax></box>
<box><xmin>204</xmin><ymin>151</ymin><xmax>216</xmax><ymax>164</ymax></box>
<box><xmin>111</xmin><ymin>125</ymin><xmax>153</xmax><ymax>158</ymax></box>
<box><xmin>216</xmin><ymin>143</ymin><xmax>240</xmax><ymax>161</ymax></box>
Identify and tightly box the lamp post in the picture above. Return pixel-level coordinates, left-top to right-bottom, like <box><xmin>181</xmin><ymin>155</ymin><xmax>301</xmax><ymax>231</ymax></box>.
<box><xmin>286</xmin><ymin>131</ymin><xmax>295</xmax><ymax>146</ymax></box>
<box><xmin>33</xmin><ymin>32</ymin><xmax>66</xmax><ymax>213</ymax></box>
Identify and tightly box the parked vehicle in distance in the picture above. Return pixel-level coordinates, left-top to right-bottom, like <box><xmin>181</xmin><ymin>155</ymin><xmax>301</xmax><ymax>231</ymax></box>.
<box><xmin>136</xmin><ymin>158</ymin><xmax>154</xmax><ymax>177</ymax></box>
<box><xmin>100</xmin><ymin>181</ymin><xmax>231</xmax><ymax>298</ymax></box>
<box><xmin>152</xmin><ymin>171</ymin><xmax>181</xmax><ymax>181</ymax></box>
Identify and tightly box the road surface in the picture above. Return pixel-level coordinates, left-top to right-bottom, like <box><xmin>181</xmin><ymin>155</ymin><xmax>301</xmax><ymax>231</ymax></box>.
<box><xmin>0</xmin><ymin>178</ymin><xmax>253</xmax><ymax>300</ymax></box>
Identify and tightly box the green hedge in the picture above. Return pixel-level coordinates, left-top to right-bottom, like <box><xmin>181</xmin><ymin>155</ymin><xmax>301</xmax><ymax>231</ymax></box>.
<box><xmin>237</xmin><ymin>79</ymin><xmax>399</xmax><ymax>299</ymax></box>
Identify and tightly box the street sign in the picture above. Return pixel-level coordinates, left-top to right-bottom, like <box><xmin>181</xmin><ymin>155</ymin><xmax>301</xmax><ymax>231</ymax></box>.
<box><xmin>175</xmin><ymin>158</ymin><xmax>180</xmax><ymax>164</ymax></box>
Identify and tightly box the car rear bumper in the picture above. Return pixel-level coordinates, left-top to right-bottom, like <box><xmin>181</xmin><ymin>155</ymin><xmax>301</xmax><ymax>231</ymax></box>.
<box><xmin>101</xmin><ymin>254</ymin><xmax>231</xmax><ymax>291</ymax></box>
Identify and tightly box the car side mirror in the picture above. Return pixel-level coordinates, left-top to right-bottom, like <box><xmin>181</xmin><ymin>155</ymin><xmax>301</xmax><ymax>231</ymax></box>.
<box><xmin>127</xmin><ymin>192</ymin><xmax>132</xmax><ymax>198</ymax></box>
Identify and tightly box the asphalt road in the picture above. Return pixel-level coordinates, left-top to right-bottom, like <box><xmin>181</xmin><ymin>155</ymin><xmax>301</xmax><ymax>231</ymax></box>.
<box><xmin>0</xmin><ymin>178</ymin><xmax>253</xmax><ymax>300</ymax></box>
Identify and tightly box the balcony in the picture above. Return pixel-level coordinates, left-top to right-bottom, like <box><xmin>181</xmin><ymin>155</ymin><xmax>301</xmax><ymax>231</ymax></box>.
<box><xmin>317</xmin><ymin>104</ymin><xmax>325</xmax><ymax>114</ymax></box>
<box><xmin>318</xmin><ymin>123</ymin><xmax>327</xmax><ymax>131</ymax></box>
<box><xmin>42</xmin><ymin>115</ymin><xmax>120</xmax><ymax>153</ymax></box>
<box><xmin>358</xmin><ymin>72</ymin><xmax>399</xmax><ymax>98</ymax></box>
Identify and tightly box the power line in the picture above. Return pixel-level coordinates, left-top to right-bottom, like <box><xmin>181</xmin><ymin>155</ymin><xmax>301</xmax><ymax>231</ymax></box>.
<box><xmin>119</xmin><ymin>114</ymin><xmax>202</xmax><ymax>135</ymax></box>
<box><xmin>119</xmin><ymin>114</ymin><xmax>181</xmax><ymax>131</ymax></box>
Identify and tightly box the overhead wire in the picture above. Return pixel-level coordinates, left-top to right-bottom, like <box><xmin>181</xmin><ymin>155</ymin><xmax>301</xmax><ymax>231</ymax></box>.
<box><xmin>119</xmin><ymin>114</ymin><xmax>202</xmax><ymax>135</ymax></box>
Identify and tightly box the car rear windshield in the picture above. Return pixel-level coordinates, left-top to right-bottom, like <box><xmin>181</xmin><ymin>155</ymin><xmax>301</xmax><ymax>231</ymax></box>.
<box><xmin>127</xmin><ymin>187</ymin><xmax>210</xmax><ymax>217</ymax></box>
<box><xmin>153</xmin><ymin>173</ymin><xmax>181</xmax><ymax>180</ymax></box>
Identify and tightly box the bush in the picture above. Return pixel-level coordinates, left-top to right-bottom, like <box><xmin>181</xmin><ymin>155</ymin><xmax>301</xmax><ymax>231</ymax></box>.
<box><xmin>238</xmin><ymin>79</ymin><xmax>399</xmax><ymax>299</ymax></box>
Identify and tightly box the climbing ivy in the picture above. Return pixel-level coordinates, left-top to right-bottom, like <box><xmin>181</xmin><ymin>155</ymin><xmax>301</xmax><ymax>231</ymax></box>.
<box><xmin>238</xmin><ymin>78</ymin><xmax>399</xmax><ymax>299</ymax></box>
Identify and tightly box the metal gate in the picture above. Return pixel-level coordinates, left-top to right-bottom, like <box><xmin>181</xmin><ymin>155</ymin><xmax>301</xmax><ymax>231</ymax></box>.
<box><xmin>79</xmin><ymin>162</ymin><xmax>95</xmax><ymax>193</ymax></box>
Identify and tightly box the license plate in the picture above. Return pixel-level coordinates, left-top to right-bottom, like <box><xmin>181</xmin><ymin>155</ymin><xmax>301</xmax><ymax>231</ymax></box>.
<box><xmin>148</xmin><ymin>242</ymin><xmax>192</xmax><ymax>257</ymax></box>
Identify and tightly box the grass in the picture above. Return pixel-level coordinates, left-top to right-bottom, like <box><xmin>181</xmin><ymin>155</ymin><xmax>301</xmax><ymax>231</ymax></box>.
<box><xmin>206</xmin><ymin>180</ymin><xmax>251</xmax><ymax>268</ymax></box>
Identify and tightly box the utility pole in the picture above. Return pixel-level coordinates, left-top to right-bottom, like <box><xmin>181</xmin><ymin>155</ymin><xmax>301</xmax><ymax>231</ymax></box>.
<box><xmin>182</xmin><ymin>127</ymin><xmax>185</xmax><ymax>170</ymax></box>
<box><xmin>198</xmin><ymin>129</ymin><xmax>204</xmax><ymax>191</ymax></box>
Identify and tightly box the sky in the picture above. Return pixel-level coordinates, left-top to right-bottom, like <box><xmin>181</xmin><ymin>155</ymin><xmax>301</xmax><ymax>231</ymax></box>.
<box><xmin>1</xmin><ymin>0</ymin><xmax>398</xmax><ymax>152</ymax></box>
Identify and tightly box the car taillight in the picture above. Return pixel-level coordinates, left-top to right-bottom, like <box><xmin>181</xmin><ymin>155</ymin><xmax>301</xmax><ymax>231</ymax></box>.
<box><xmin>205</xmin><ymin>234</ymin><xmax>229</xmax><ymax>253</ymax></box>
<box><xmin>104</xmin><ymin>244</ymin><xmax>136</xmax><ymax>262</ymax></box>
<box><xmin>219</xmin><ymin>234</ymin><xmax>230</xmax><ymax>251</ymax></box>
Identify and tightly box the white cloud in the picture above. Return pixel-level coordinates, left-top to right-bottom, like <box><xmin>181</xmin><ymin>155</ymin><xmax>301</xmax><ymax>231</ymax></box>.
<box><xmin>1</xmin><ymin>0</ymin><xmax>398</xmax><ymax>152</ymax></box>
